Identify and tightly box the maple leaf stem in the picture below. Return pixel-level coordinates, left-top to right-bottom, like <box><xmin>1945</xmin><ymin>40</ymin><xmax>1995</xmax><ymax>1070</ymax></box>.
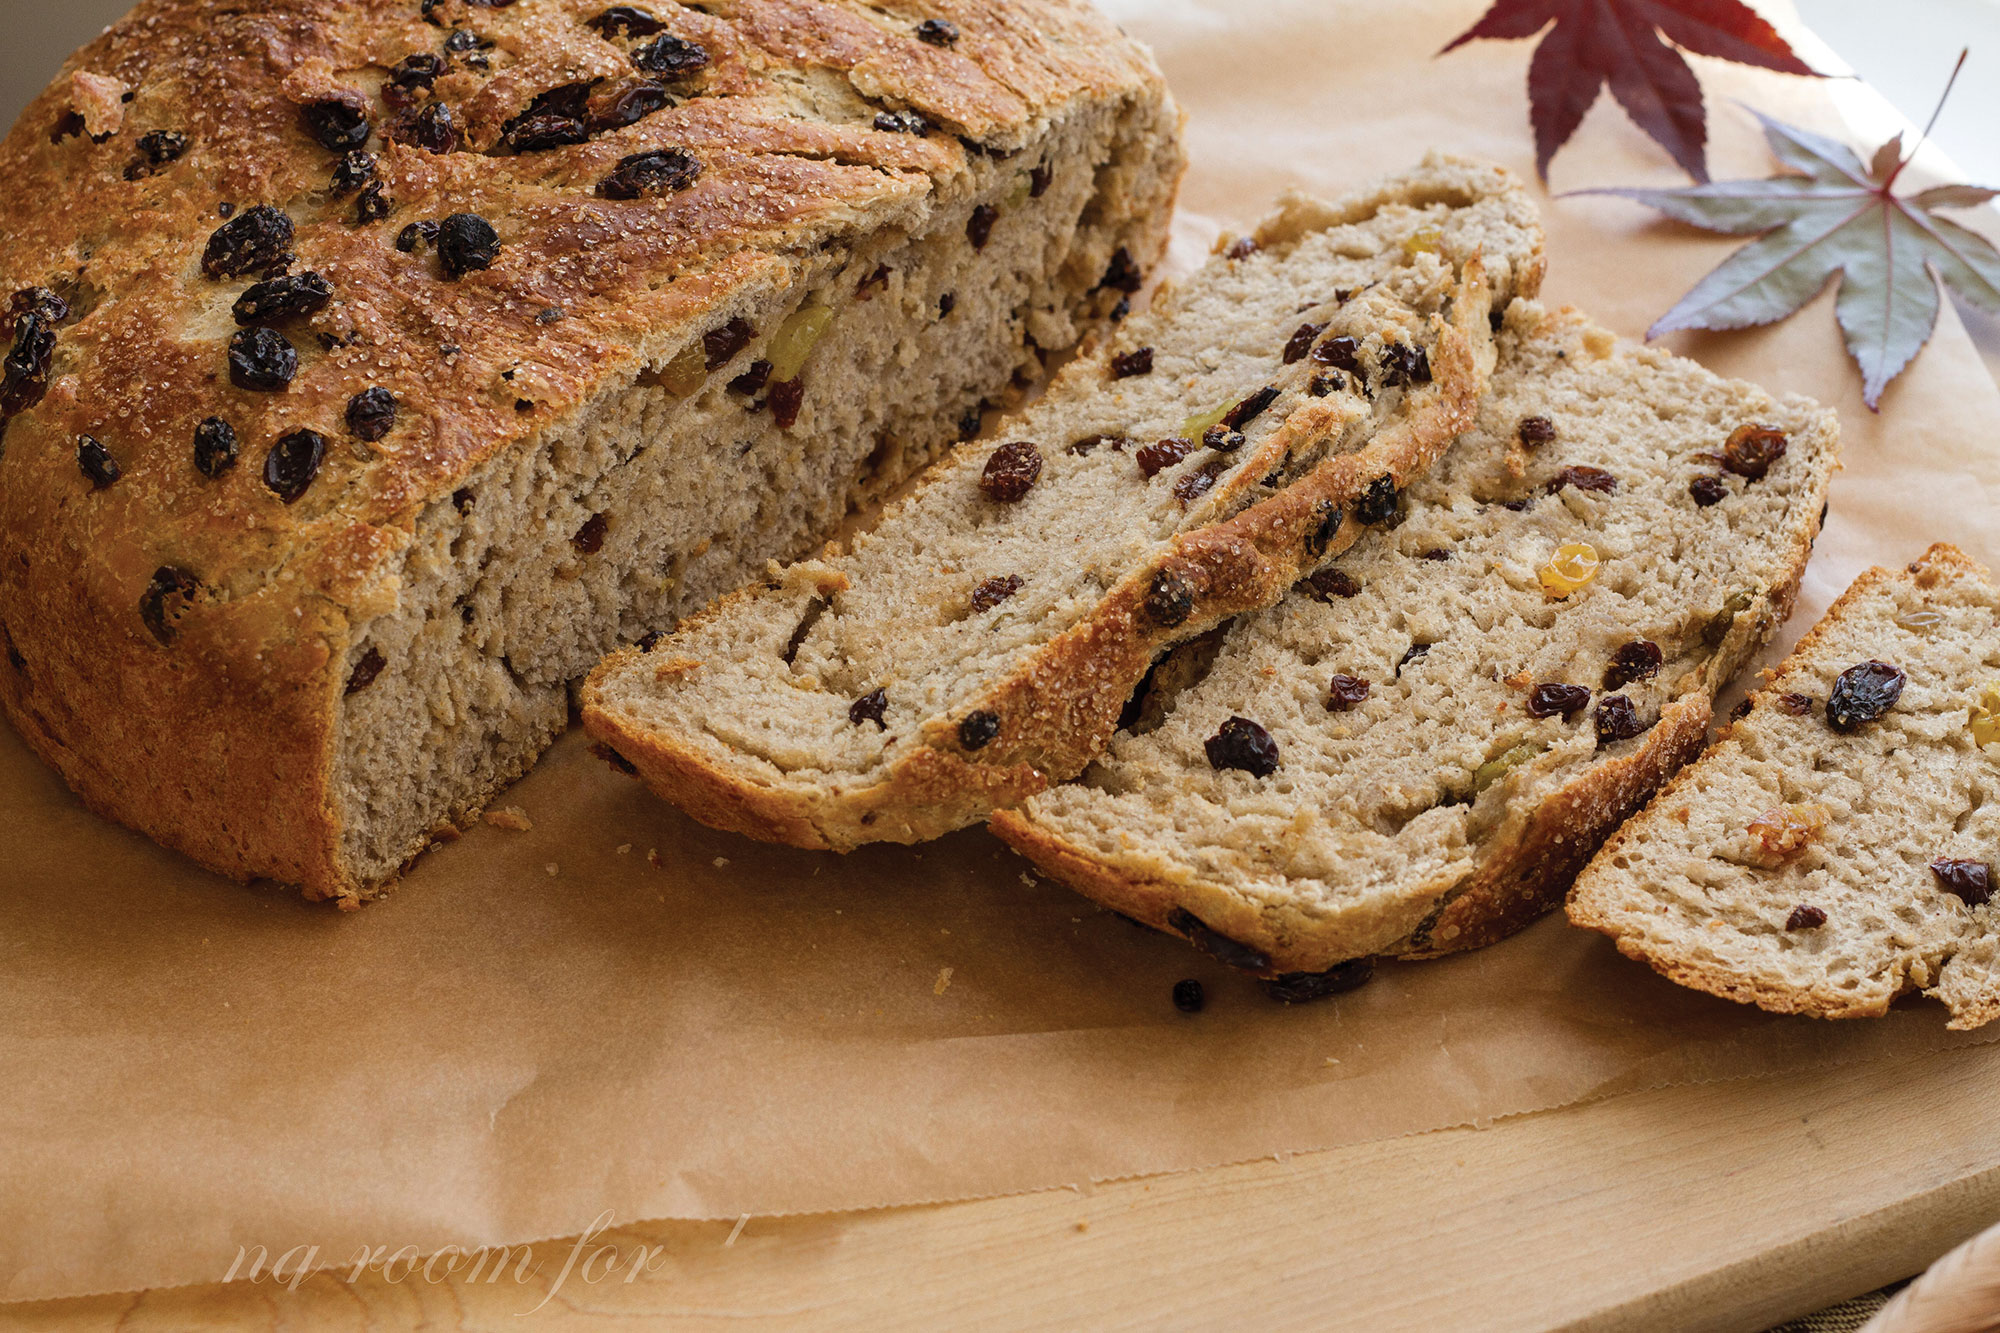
<box><xmin>1885</xmin><ymin>47</ymin><xmax>1968</xmax><ymax>192</ymax></box>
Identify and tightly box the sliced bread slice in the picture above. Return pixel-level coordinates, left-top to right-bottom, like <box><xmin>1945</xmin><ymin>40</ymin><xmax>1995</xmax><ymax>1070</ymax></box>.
<box><xmin>583</xmin><ymin>155</ymin><xmax>1546</xmax><ymax>849</ymax></box>
<box><xmin>992</xmin><ymin>302</ymin><xmax>1839</xmax><ymax>977</ymax></box>
<box><xmin>1568</xmin><ymin>544</ymin><xmax>2000</xmax><ymax>1029</ymax></box>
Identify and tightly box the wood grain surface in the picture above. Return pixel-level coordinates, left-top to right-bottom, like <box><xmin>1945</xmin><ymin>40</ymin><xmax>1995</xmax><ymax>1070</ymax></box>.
<box><xmin>4</xmin><ymin>1041</ymin><xmax>1996</xmax><ymax>1332</ymax></box>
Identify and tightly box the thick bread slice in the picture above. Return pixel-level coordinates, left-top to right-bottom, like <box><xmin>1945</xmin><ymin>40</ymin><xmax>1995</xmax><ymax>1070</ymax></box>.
<box><xmin>584</xmin><ymin>156</ymin><xmax>1547</xmax><ymax>849</ymax></box>
<box><xmin>992</xmin><ymin>303</ymin><xmax>1839</xmax><ymax>976</ymax></box>
<box><xmin>1569</xmin><ymin>545</ymin><xmax>2000</xmax><ymax>1029</ymax></box>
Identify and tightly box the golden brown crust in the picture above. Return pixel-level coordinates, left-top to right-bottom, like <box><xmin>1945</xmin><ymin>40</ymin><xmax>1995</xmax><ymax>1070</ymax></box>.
<box><xmin>1565</xmin><ymin>542</ymin><xmax>1988</xmax><ymax>1019</ymax></box>
<box><xmin>586</xmin><ymin>254</ymin><xmax>1504</xmax><ymax>849</ymax></box>
<box><xmin>0</xmin><ymin>0</ymin><xmax>1169</xmax><ymax>893</ymax></box>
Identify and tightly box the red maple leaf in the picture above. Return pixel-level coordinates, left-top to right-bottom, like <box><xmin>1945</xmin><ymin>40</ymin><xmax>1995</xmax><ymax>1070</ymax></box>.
<box><xmin>1440</xmin><ymin>0</ymin><xmax>1819</xmax><ymax>183</ymax></box>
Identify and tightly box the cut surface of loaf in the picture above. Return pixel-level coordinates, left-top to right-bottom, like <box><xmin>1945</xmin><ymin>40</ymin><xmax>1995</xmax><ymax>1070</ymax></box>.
<box><xmin>992</xmin><ymin>302</ymin><xmax>1840</xmax><ymax>976</ymax></box>
<box><xmin>584</xmin><ymin>156</ymin><xmax>1547</xmax><ymax>850</ymax></box>
<box><xmin>1569</xmin><ymin>545</ymin><xmax>2000</xmax><ymax>1029</ymax></box>
<box><xmin>0</xmin><ymin>0</ymin><xmax>1182</xmax><ymax>899</ymax></box>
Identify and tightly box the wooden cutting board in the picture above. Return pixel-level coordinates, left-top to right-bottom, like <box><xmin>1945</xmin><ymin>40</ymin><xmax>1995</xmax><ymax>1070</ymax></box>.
<box><xmin>6</xmin><ymin>1040</ymin><xmax>1997</xmax><ymax>1331</ymax></box>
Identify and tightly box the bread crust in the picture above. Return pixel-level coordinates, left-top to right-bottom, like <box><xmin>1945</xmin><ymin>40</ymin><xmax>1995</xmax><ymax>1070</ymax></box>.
<box><xmin>0</xmin><ymin>0</ymin><xmax>1173</xmax><ymax>896</ymax></box>
<box><xmin>586</xmin><ymin>159</ymin><xmax>1549</xmax><ymax>849</ymax></box>
<box><xmin>991</xmin><ymin>312</ymin><xmax>1837</xmax><ymax>976</ymax></box>
<box><xmin>1566</xmin><ymin>543</ymin><xmax>1994</xmax><ymax>1023</ymax></box>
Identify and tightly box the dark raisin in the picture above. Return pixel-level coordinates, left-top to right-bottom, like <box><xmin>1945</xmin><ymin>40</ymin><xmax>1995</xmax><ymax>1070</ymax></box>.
<box><xmin>1723</xmin><ymin>424</ymin><xmax>1788</xmax><ymax>480</ymax></box>
<box><xmin>1355</xmin><ymin>475</ymin><xmax>1401</xmax><ymax>526</ymax></box>
<box><xmin>303</xmin><ymin>97</ymin><xmax>371</xmax><ymax>151</ymax></box>
<box><xmin>1729</xmin><ymin>697</ymin><xmax>1754</xmax><ymax>720</ymax></box>
<box><xmin>589</xmin><ymin>5</ymin><xmax>665</xmax><ymax>36</ymax></box>
<box><xmin>227</xmin><ymin>328</ymin><xmax>298</xmax><ymax>392</ymax></box>
<box><xmin>1171</xmin><ymin>979</ymin><xmax>1205</xmax><ymax>1014</ymax></box>
<box><xmin>192</xmin><ymin>417</ymin><xmax>238</xmax><ymax>477</ymax></box>
<box><xmin>702</xmin><ymin>317</ymin><xmax>754</xmax><ymax>370</ymax></box>
<box><xmin>729</xmin><ymin>359</ymin><xmax>772</xmax><ymax>396</ymax></box>
<box><xmin>849</xmin><ymin>687</ymin><xmax>888</xmax><ymax>729</ymax></box>
<box><xmin>1595</xmin><ymin>694</ymin><xmax>1648</xmax><ymax>745</ymax></box>
<box><xmin>1224</xmin><ymin>237</ymin><xmax>1259</xmax><ymax>260</ymax></box>
<box><xmin>125</xmin><ymin>129</ymin><xmax>190</xmax><ymax>178</ymax></box>
<box><xmin>1166</xmin><ymin>907</ymin><xmax>1271</xmax><ymax>972</ymax></box>
<box><xmin>768</xmin><ymin>378</ymin><xmax>804</xmax><ymax>429</ymax></box>
<box><xmin>572</xmin><ymin>512</ymin><xmax>608</xmax><ymax>554</ymax></box>
<box><xmin>966</xmin><ymin>204</ymin><xmax>998</xmax><ymax>250</ymax></box>
<box><xmin>6</xmin><ymin>286</ymin><xmax>67</xmax><ymax>333</ymax></box>
<box><xmin>1689</xmin><ymin>474</ymin><xmax>1728</xmax><ymax>507</ymax></box>
<box><xmin>391</xmin><ymin>53</ymin><xmax>447</xmax><ymax>89</ymax></box>
<box><xmin>345</xmin><ymin>387</ymin><xmax>397</xmax><ymax>442</ymax></box>
<box><xmin>1931</xmin><ymin>859</ymin><xmax>1995</xmax><ymax>907</ymax></box>
<box><xmin>856</xmin><ymin>266</ymin><xmax>891</xmax><ymax>298</ymax></box>
<box><xmin>958</xmin><ymin>403</ymin><xmax>985</xmax><ymax>440</ymax></box>
<box><xmin>958</xmin><ymin>709</ymin><xmax>1000</xmax><ymax>750</ymax></box>
<box><xmin>1265</xmin><ymin>959</ymin><xmax>1374</xmax><ymax>1003</ymax></box>
<box><xmin>1303</xmin><ymin>501</ymin><xmax>1343</xmax><ymax>558</ymax></box>
<box><xmin>1549</xmin><ymin>465</ymin><xmax>1617</xmax><ymax>495</ymax></box>
<box><xmin>1203</xmin><ymin>426</ymin><xmax>1246</xmax><ymax>452</ymax></box>
<box><xmin>1284</xmin><ymin>322</ymin><xmax>1326</xmax><ymax>365</ymax></box>
<box><xmin>1142</xmin><ymin>568</ymin><xmax>1195</xmax><ymax>627</ymax></box>
<box><xmin>633</xmin><ymin>33</ymin><xmax>711</xmax><ymax>77</ymax></box>
<box><xmin>636</xmin><ymin>628</ymin><xmax>662</xmax><ymax>651</ymax></box>
<box><xmin>873</xmin><ymin>109</ymin><xmax>931</xmax><ymax>135</ymax></box>
<box><xmin>1109</xmin><ymin>347</ymin><xmax>1153</xmax><ymax>379</ymax></box>
<box><xmin>1109</xmin><ymin>296</ymin><xmax>1130</xmax><ymax>322</ymax></box>
<box><xmin>138</xmin><ymin>566</ymin><xmax>199</xmax><ymax>645</ymax></box>
<box><xmin>1378</xmin><ymin>342</ymin><xmax>1431</xmax><ymax>386</ymax></box>
<box><xmin>1826</xmin><ymin>660</ymin><xmax>1905</xmax><ymax>732</ymax></box>
<box><xmin>346</xmin><ymin>646</ymin><xmax>387</xmax><ymax>694</ymax></box>
<box><xmin>1326</xmin><ymin>673</ymin><xmax>1370</xmax><ymax>711</ymax></box>
<box><xmin>330</xmin><ymin>149</ymin><xmax>377</xmax><ymax>195</ymax></box>
<box><xmin>1304</xmin><ymin>567</ymin><xmax>1361</xmax><ymax>601</ymax></box>
<box><xmin>1308</xmin><ymin>374</ymin><xmax>1340</xmax><ymax>397</ymax></box>
<box><xmin>263</xmin><ymin>428</ymin><xmax>325</xmax><ymax>504</ymax></box>
<box><xmin>1517</xmin><ymin>415</ymin><xmax>1556</xmax><ymax>447</ymax></box>
<box><xmin>395</xmin><ymin>102</ymin><xmax>459</xmax><ymax>154</ymax></box>
<box><xmin>1173</xmin><ymin>460</ymin><xmax>1228</xmax><ymax>506</ymax></box>
<box><xmin>436</xmin><ymin>212</ymin><xmax>500</xmax><ymax>277</ymax></box>
<box><xmin>1420</xmin><ymin>548</ymin><xmax>1451</xmax><ymax>561</ymax></box>
<box><xmin>1604</xmin><ymin>640</ymin><xmax>1664</xmax><ymax>689</ymax></box>
<box><xmin>201</xmin><ymin>205</ymin><xmax>295</xmax><ymax>280</ymax></box>
<box><xmin>76</xmin><ymin>435</ymin><xmax>121</xmax><ymax>488</ymax></box>
<box><xmin>938</xmin><ymin>292</ymin><xmax>957</xmax><ymax>318</ymax></box>
<box><xmin>1100</xmin><ymin>247</ymin><xmax>1142</xmax><ymax>294</ymax></box>
<box><xmin>397</xmin><ymin>220</ymin><xmax>440</xmax><ymax>252</ymax></box>
<box><xmin>1311</xmin><ymin>335</ymin><xmax>1361</xmax><ymax>374</ymax></box>
<box><xmin>1500</xmin><ymin>498</ymin><xmax>1534</xmax><ymax>512</ymax></box>
<box><xmin>1777</xmin><ymin>692</ymin><xmax>1814</xmax><ymax>715</ymax></box>
<box><xmin>1136</xmin><ymin>437</ymin><xmax>1193</xmax><ymax>478</ymax></box>
<box><xmin>232</xmin><ymin>271</ymin><xmax>332</xmax><ymax>325</ymax></box>
<box><xmin>1785</xmin><ymin>904</ymin><xmax>1827</xmax><ymax>931</ymax></box>
<box><xmin>588</xmin><ymin>81</ymin><xmax>672</xmax><ymax>135</ymax></box>
<box><xmin>1205</xmin><ymin>716</ymin><xmax>1279</xmax><ymax>777</ymax></box>
<box><xmin>971</xmin><ymin>574</ymin><xmax>1023</xmax><ymax>611</ymax></box>
<box><xmin>1395</xmin><ymin>643</ymin><xmax>1429</xmax><ymax>677</ymax></box>
<box><xmin>0</xmin><ymin>313</ymin><xmax>55</xmax><ymax>416</ymax></box>
<box><xmin>598</xmin><ymin>146</ymin><xmax>702</xmax><ymax>199</ymax></box>
<box><xmin>915</xmin><ymin>17</ymin><xmax>959</xmax><ymax>46</ymax></box>
<box><xmin>1528</xmin><ymin>683</ymin><xmax>1591</xmax><ymax>720</ymax></box>
<box><xmin>1225</xmin><ymin>385</ymin><xmax>1281</xmax><ymax>431</ymax></box>
<box><xmin>501</xmin><ymin>109</ymin><xmax>588</xmax><ymax>152</ymax></box>
<box><xmin>444</xmin><ymin>28</ymin><xmax>483</xmax><ymax>53</ymax></box>
<box><xmin>1029</xmin><ymin>164</ymin><xmax>1051</xmax><ymax>197</ymax></box>
<box><xmin>979</xmin><ymin>440</ymin><xmax>1041</xmax><ymax>502</ymax></box>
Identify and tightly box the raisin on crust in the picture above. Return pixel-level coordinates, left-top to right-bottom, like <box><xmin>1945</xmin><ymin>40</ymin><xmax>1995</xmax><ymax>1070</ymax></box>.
<box><xmin>1570</xmin><ymin>544</ymin><xmax>2000</xmax><ymax>1029</ymax></box>
<box><xmin>0</xmin><ymin>0</ymin><xmax>1185</xmax><ymax>900</ymax></box>
<box><xmin>992</xmin><ymin>304</ymin><xmax>1839</xmax><ymax>976</ymax></box>
<box><xmin>584</xmin><ymin>157</ymin><xmax>1548</xmax><ymax>850</ymax></box>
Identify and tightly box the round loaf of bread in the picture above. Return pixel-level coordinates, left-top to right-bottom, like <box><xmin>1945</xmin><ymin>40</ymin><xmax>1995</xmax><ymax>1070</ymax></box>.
<box><xmin>0</xmin><ymin>0</ymin><xmax>1183</xmax><ymax>899</ymax></box>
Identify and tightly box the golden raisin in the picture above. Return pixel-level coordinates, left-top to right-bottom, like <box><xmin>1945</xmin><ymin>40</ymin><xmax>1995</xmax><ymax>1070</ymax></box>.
<box><xmin>1971</xmin><ymin>682</ymin><xmax>2000</xmax><ymax>748</ymax></box>
<box><xmin>1747</xmin><ymin>804</ymin><xmax>1829</xmax><ymax>863</ymax></box>
<box><xmin>1539</xmin><ymin>541</ymin><xmax>1600</xmax><ymax>597</ymax></box>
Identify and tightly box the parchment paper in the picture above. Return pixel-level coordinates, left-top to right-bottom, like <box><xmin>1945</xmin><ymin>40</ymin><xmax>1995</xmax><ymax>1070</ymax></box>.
<box><xmin>7</xmin><ymin>0</ymin><xmax>2000</xmax><ymax>1304</ymax></box>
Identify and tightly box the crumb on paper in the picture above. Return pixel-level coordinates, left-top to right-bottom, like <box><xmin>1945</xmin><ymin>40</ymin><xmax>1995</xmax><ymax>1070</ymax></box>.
<box><xmin>1324</xmin><ymin>1057</ymin><xmax>1341</xmax><ymax>1066</ymax></box>
<box><xmin>934</xmin><ymin>967</ymin><xmax>953</xmax><ymax>996</ymax></box>
<box><xmin>1019</xmin><ymin>871</ymin><xmax>1037</xmax><ymax>887</ymax></box>
<box><xmin>485</xmin><ymin>806</ymin><xmax>533</xmax><ymax>832</ymax></box>
<box><xmin>723</xmin><ymin>1215</ymin><xmax>749</xmax><ymax>1248</ymax></box>
<box><xmin>544</xmin><ymin>863</ymin><xmax>559</xmax><ymax>877</ymax></box>
<box><xmin>1074</xmin><ymin>1221</ymin><xmax>1089</xmax><ymax>1234</ymax></box>
<box><xmin>647</xmin><ymin>848</ymin><xmax>663</xmax><ymax>870</ymax></box>
<box><xmin>616</xmin><ymin>843</ymin><xmax>632</xmax><ymax>855</ymax></box>
<box><xmin>713</xmin><ymin>856</ymin><xmax>730</xmax><ymax>869</ymax></box>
